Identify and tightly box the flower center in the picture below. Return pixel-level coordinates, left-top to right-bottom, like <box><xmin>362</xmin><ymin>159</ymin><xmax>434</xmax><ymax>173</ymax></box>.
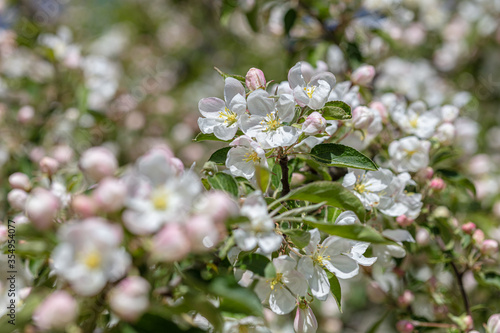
<box><xmin>404</xmin><ymin>149</ymin><xmax>417</xmax><ymax>156</ymax></box>
<box><xmin>409</xmin><ymin>116</ymin><xmax>419</xmax><ymax>128</ymax></box>
<box><xmin>268</xmin><ymin>272</ymin><xmax>284</xmax><ymax>290</ymax></box>
<box><xmin>243</xmin><ymin>151</ymin><xmax>260</xmax><ymax>163</ymax></box>
<box><xmin>152</xmin><ymin>188</ymin><xmax>169</xmax><ymax>210</ymax></box>
<box><xmin>313</xmin><ymin>245</ymin><xmax>331</xmax><ymax>267</ymax></box>
<box><xmin>261</xmin><ymin>112</ymin><xmax>281</xmax><ymax>132</ymax></box>
<box><xmin>84</xmin><ymin>251</ymin><xmax>102</xmax><ymax>269</ymax></box>
<box><xmin>354</xmin><ymin>183</ymin><xmax>367</xmax><ymax>194</ymax></box>
<box><xmin>219</xmin><ymin>107</ymin><xmax>238</xmax><ymax>126</ymax></box>
<box><xmin>304</xmin><ymin>85</ymin><xmax>316</xmax><ymax>99</ymax></box>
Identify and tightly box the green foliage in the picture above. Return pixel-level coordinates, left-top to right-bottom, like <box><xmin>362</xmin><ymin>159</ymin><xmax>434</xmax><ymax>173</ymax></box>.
<box><xmin>321</xmin><ymin>101</ymin><xmax>352</xmax><ymax>120</ymax></box>
<box><xmin>209</xmin><ymin>147</ymin><xmax>231</xmax><ymax>165</ymax></box>
<box><xmin>207</xmin><ymin>172</ymin><xmax>239</xmax><ymax>197</ymax></box>
<box><xmin>310</xmin><ymin>144</ymin><xmax>378</xmax><ymax>171</ymax></box>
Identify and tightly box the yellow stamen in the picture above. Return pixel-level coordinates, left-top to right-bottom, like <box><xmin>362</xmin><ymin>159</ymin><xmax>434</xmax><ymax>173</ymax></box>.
<box><xmin>152</xmin><ymin>189</ymin><xmax>169</xmax><ymax>210</ymax></box>
<box><xmin>405</xmin><ymin>149</ymin><xmax>417</xmax><ymax>156</ymax></box>
<box><xmin>84</xmin><ymin>251</ymin><xmax>101</xmax><ymax>269</ymax></box>
<box><xmin>243</xmin><ymin>151</ymin><xmax>260</xmax><ymax>163</ymax></box>
<box><xmin>268</xmin><ymin>272</ymin><xmax>284</xmax><ymax>290</ymax></box>
<box><xmin>304</xmin><ymin>86</ymin><xmax>316</xmax><ymax>99</ymax></box>
<box><xmin>260</xmin><ymin>113</ymin><xmax>281</xmax><ymax>132</ymax></box>
<box><xmin>218</xmin><ymin>107</ymin><xmax>238</xmax><ymax>126</ymax></box>
<box><xmin>354</xmin><ymin>183</ymin><xmax>366</xmax><ymax>194</ymax></box>
<box><xmin>409</xmin><ymin>117</ymin><xmax>418</xmax><ymax>128</ymax></box>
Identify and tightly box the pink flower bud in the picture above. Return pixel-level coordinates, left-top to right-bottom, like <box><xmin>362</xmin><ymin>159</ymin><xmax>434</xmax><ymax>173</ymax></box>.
<box><xmin>351</xmin><ymin>65</ymin><xmax>375</xmax><ymax>86</ymax></box>
<box><xmin>302</xmin><ymin>111</ymin><xmax>327</xmax><ymax>135</ymax></box>
<box><xmin>461</xmin><ymin>222</ymin><xmax>476</xmax><ymax>234</ymax></box>
<box><xmin>487</xmin><ymin>314</ymin><xmax>500</xmax><ymax>333</ymax></box>
<box><xmin>245</xmin><ymin>68</ymin><xmax>266</xmax><ymax>91</ymax></box>
<box><xmin>196</xmin><ymin>191</ymin><xmax>238</xmax><ymax>225</ymax></box>
<box><xmin>294</xmin><ymin>305</ymin><xmax>318</xmax><ymax>333</ymax></box>
<box><xmin>32</xmin><ymin>291</ymin><xmax>78</xmax><ymax>331</ymax></box>
<box><xmin>52</xmin><ymin>145</ymin><xmax>74</xmax><ymax>164</ymax></box>
<box><xmin>108</xmin><ymin>276</ymin><xmax>150</xmax><ymax>322</ymax></box>
<box><xmin>369</xmin><ymin>101</ymin><xmax>388</xmax><ymax>123</ymax></box>
<box><xmin>351</xmin><ymin>106</ymin><xmax>374</xmax><ymax>129</ymax></box>
<box><xmin>80</xmin><ymin>147</ymin><xmax>118</xmax><ymax>181</ymax></box>
<box><xmin>481</xmin><ymin>239</ymin><xmax>499</xmax><ymax>256</ymax></box>
<box><xmin>26</xmin><ymin>188</ymin><xmax>60</xmax><ymax>230</ymax></box>
<box><xmin>424</xmin><ymin>167</ymin><xmax>434</xmax><ymax>180</ymax></box>
<box><xmin>71</xmin><ymin>195</ymin><xmax>98</xmax><ymax>218</ymax></box>
<box><xmin>291</xmin><ymin>173</ymin><xmax>306</xmax><ymax>186</ymax></box>
<box><xmin>463</xmin><ymin>315</ymin><xmax>474</xmax><ymax>330</ymax></box>
<box><xmin>8</xmin><ymin>172</ymin><xmax>31</xmax><ymax>191</ymax></box>
<box><xmin>0</xmin><ymin>224</ymin><xmax>7</xmax><ymax>243</ymax></box>
<box><xmin>396</xmin><ymin>320</ymin><xmax>414</xmax><ymax>333</ymax></box>
<box><xmin>429</xmin><ymin>178</ymin><xmax>446</xmax><ymax>191</ymax></box>
<box><xmin>93</xmin><ymin>177</ymin><xmax>126</xmax><ymax>212</ymax></box>
<box><xmin>17</xmin><ymin>105</ymin><xmax>35</xmax><ymax>124</ymax></box>
<box><xmin>397</xmin><ymin>290</ymin><xmax>414</xmax><ymax>307</ymax></box>
<box><xmin>185</xmin><ymin>215</ymin><xmax>220</xmax><ymax>253</ymax></box>
<box><xmin>396</xmin><ymin>215</ymin><xmax>414</xmax><ymax>227</ymax></box>
<box><xmin>473</xmin><ymin>229</ymin><xmax>485</xmax><ymax>245</ymax></box>
<box><xmin>416</xmin><ymin>228</ymin><xmax>430</xmax><ymax>246</ymax></box>
<box><xmin>7</xmin><ymin>189</ymin><xmax>28</xmax><ymax>210</ymax></box>
<box><xmin>39</xmin><ymin>157</ymin><xmax>60</xmax><ymax>175</ymax></box>
<box><xmin>151</xmin><ymin>224</ymin><xmax>190</xmax><ymax>262</ymax></box>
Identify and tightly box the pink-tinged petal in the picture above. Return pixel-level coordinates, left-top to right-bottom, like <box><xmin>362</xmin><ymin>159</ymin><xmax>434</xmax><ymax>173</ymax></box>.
<box><xmin>224</xmin><ymin>77</ymin><xmax>245</xmax><ymax>104</ymax></box>
<box><xmin>288</xmin><ymin>62</ymin><xmax>305</xmax><ymax>89</ymax></box>
<box><xmin>213</xmin><ymin>123</ymin><xmax>238</xmax><ymax>141</ymax></box>
<box><xmin>277</xmin><ymin>93</ymin><xmax>296</xmax><ymax>123</ymax></box>
<box><xmin>269</xmin><ymin>287</ymin><xmax>296</xmax><ymax>315</ymax></box>
<box><xmin>325</xmin><ymin>255</ymin><xmax>359</xmax><ymax>279</ymax></box>
<box><xmin>198</xmin><ymin>97</ymin><xmax>225</xmax><ymax>118</ymax></box>
<box><xmin>294</xmin><ymin>306</ymin><xmax>318</xmax><ymax>333</ymax></box>
<box><xmin>247</xmin><ymin>89</ymin><xmax>274</xmax><ymax>116</ymax></box>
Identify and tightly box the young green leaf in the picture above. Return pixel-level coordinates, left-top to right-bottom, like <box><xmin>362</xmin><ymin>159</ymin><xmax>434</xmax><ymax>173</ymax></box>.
<box><xmin>282</xmin><ymin>229</ymin><xmax>311</xmax><ymax>249</ymax></box>
<box><xmin>321</xmin><ymin>101</ymin><xmax>352</xmax><ymax>120</ymax></box>
<box><xmin>328</xmin><ymin>274</ymin><xmax>342</xmax><ymax>312</ymax></box>
<box><xmin>209</xmin><ymin>277</ymin><xmax>263</xmax><ymax>317</ymax></box>
<box><xmin>208</xmin><ymin>147</ymin><xmax>231</xmax><ymax>165</ymax></box>
<box><xmin>207</xmin><ymin>172</ymin><xmax>239</xmax><ymax>197</ymax></box>
<box><xmin>194</xmin><ymin>132</ymin><xmax>231</xmax><ymax>142</ymax></box>
<box><xmin>236</xmin><ymin>253</ymin><xmax>271</xmax><ymax>277</ymax></box>
<box><xmin>280</xmin><ymin>181</ymin><xmax>366</xmax><ymax>221</ymax></box>
<box><xmin>310</xmin><ymin>143</ymin><xmax>378</xmax><ymax>171</ymax></box>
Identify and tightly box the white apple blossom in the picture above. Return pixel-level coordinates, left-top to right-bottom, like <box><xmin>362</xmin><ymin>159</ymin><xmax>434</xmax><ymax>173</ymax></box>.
<box><xmin>389</xmin><ymin>136</ymin><xmax>431</xmax><ymax>172</ymax></box>
<box><xmin>342</xmin><ymin>168</ymin><xmax>391</xmax><ymax>209</ymax></box>
<box><xmin>372</xmin><ymin>229</ymin><xmax>415</xmax><ymax>266</ymax></box>
<box><xmin>198</xmin><ymin>77</ymin><xmax>246</xmax><ymax>141</ymax></box>
<box><xmin>51</xmin><ymin>218</ymin><xmax>131</xmax><ymax>296</ymax></box>
<box><xmin>288</xmin><ymin>61</ymin><xmax>336</xmax><ymax>109</ymax></box>
<box><xmin>296</xmin><ymin>120</ymin><xmax>338</xmax><ymax>149</ymax></box>
<box><xmin>240</xmin><ymin>90</ymin><xmax>299</xmax><ymax>149</ymax></box>
<box><xmin>234</xmin><ymin>191</ymin><xmax>283</xmax><ymax>253</ymax></box>
<box><xmin>328</xmin><ymin>81</ymin><xmax>361</xmax><ymax>109</ymax></box>
<box><xmin>254</xmin><ymin>255</ymin><xmax>308</xmax><ymax>315</ymax></box>
<box><xmin>298</xmin><ymin>229</ymin><xmax>369</xmax><ymax>301</ymax></box>
<box><xmin>392</xmin><ymin>101</ymin><xmax>441</xmax><ymax>139</ymax></box>
<box><xmin>294</xmin><ymin>304</ymin><xmax>318</xmax><ymax>333</ymax></box>
<box><xmin>226</xmin><ymin>135</ymin><xmax>268</xmax><ymax>180</ymax></box>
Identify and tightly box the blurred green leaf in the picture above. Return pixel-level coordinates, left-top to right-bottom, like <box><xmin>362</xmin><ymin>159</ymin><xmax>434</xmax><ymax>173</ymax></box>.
<box><xmin>366</xmin><ymin>310</ymin><xmax>390</xmax><ymax>333</ymax></box>
<box><xmin>437</xmin><ymin>169</ymin><xmax>476</xmax><ymax>197</ymax></box>
<box><xmin>194</xmin><ymin>133</ymin><xmax>231</xmax><ymax>142</ymax></box>
<box><xmin>209</xmin><ymin>277</ymin><xmax>263</xmax><ymax>317</ymax></box>
<box><xmin>207</xmin><ymin>172</ymin><xmax>239</xmax><ymax>197</ymax></box>
<box><xmin>282</xmin><ymin>229</ymin><xmax>311</xmax><ymax>249</ymax></box>
<box><xmin>236</xmin><ymin>253</ymin><xmax>271</xmax><ymax>277</ymax></box>
<box><xmin>284</xmin><ymin>9</ymin><xmax>297</xmax><ymax>35</ymax></box>
<box><xmin>209</xmin><ymin>147</ymin><xmax>231</xmax><ymax>165</ymax></box>
<box><xmin>328</xmin><ymin>274</ymin><xmax>342</xmax><ymax>313</ymax></box>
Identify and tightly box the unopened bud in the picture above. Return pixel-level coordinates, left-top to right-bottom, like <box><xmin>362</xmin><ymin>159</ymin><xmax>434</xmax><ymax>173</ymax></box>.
<box><xmin>93</xmin><ymin>177</ymin><xmax>126</xmax><ymax>212</ymax></box>
<box><xmin>0</xmin><ymin>225</ymin><xmax>8</xmax><ymax>243</ymax></box>
<box><xmin>416</xmin><ymin>228</ymin><xmax>430</xmax><ymax>246</ymax></box>
<box><xmin>487</xmin><ymin>314</ymin><xmax>500</xmax><ymax>333</ymax></box>
<box><xmin>8</xmin><ymin>189</ymin><xmax>28</xmax><ymax>210</ymax></box>
<box><xmin>472</xmin><ymin>229</ymin><xmax>485</xmax><ymax>245</ymax></box>
<box><xmin>71</xmin><ymin>195</ymin><xmax>97</xmax><ymax>218</ymax></box>
<box><xmin>481</xmin><ymin>239</ymin><xmax>498</xmax><ymax>256</ymax></box>
<box><xmin>463</xmin><ymin>315</ymin><xmax>474</xmax><ymax>331</ymax></box>
<box><xmin>151</xmin><ymin>224</ymin><xmax>190</xmax><ymax>262</ymax></box>
<box><xmin>351</xmin><ymin>65</ymin><xmax>375</xmax><ymax>86</ymax></box>
<box><xmin>369</xmin><ymin>101</ymin><xmax>388</xmax><ymax>123</ymax></box>
<box><xmin>26</xmin><ymin>188</ymin><xmax>60</xmax><ymax>230</ymax></box>
<box><xmin>32</xmin><ymin>291</ymin><xmax>78</xmax><ymax>331</ymax></box>
<box><xmin>80</xmin><ymin>147</ymin><xmax>118</xmax><ymax>181</ymax></box>
<box><xmin>366</xmin><ymin>281</ymin><xmax>386</xmax><ymax>303</ymax></box>
<box><xmin>291</xmin><ymin>173</ymin><xmax>306</xmax><ymax>186</ymax></box>
<box><xmin>351</xmin><ymin>106</ymin><xmax>374</xmax><ymax>129</ymax></box>
<box><xmin>461</xmin><ymin>222</ymin><xmax>476</xmax><ymax>234</ymax></box>
<box><xmin>108</xmin><ymin>276</ymin><xmax>150</xmax><ymax>322</ymax></box>
<box><xmin>429</xmin><ymin>178</ymin><xmax>446</xmax><ymax>191</ymax></box>
<box><xmin>396</xmin><ymin>320</ymin><xmax>414</xmax><ymax>333</ymax></box>
<box><xmin>9</xmin><ymin>172</ymin><xmax>31</xmax><ymax>191</ymax></box>
<box><xmin>294</xmin><ymin>305</ymin><xmax>318</xmax><ymax>333</ymax></box>
<box><xmin>185</xmin><ymin>215</ymin><xmax>220</xmax><ymax>253</ymax></box>
<box><xmin>17</xmin><ymin>105</ymin><xmax>35</xmax><ymax>124</ymax></box>
<box><xmin>397</xmin><ymin>290</ymin><xmax>414</xmax><ymax>307</ymax></box>
<box><xmin>396</xmin><ymin>215</ymin><xmax>414</xmax><ymax>227</ymax></box>
<box><xmin>39</xmin><ymin>157</ymin><xmax>60</xmax><ymax>175</ymax></box>
<box><xmin>245</xmin><ymin>68</ymin><xmax>266</xmax><ymax>91</ymax></box>
<box><xmin>302</xmin><ymin>111</ymin><xmax>327</xmax><ymax>135</ymax></box>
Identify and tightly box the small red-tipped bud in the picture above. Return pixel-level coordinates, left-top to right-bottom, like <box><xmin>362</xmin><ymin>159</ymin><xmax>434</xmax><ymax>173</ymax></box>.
<box><xmin>396</xmin><ymin>320</ymin><xmax>414</xmax><ymax>333</ymax></box>
<box><xmin>397</xmin><ymin>290</ymin><xmax>414</xmax><ymax>307</ymax></box>
<box><xmin>461</xmin><ymin>222</ymin><xmax>476</xmax><ymax>234</ymax></box>
<box><xmin>396</xmin><ymin>215</ymin><xmax>414</xmax><ymax>227</ymax></box>
<box><xmin>429</xmin><ymin>178</ymin><xmax>446</xmax><ymax>191</ymax></box>
<box><xmin>472</xmin><ymin>229</ymin><xmax>485</xmax><ymax>245</ymax></box>
<box><xmin>39</xmin><ymin>157</ymin><xmax>60</xmax><ymax>175</ymax></box>
<box><xmin>481</xmin><ymin>239</ymin><xmax>499</xmax><ymax>256</ymax></box>
<box><xmin>245</xmin><ymin>68</ymin><xmax>266</xmax><ymax>91</ymax></box>
<box><xmin>351</xmin><ymin>65</ymin><xmax>375</xmax><ymax>86</ymax></box>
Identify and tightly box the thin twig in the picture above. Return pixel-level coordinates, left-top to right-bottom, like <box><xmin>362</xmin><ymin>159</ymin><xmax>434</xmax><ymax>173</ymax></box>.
<box><xmin>279</xmin><ymin>150</ymin><xmax>290</xmax><ymax>197</ymax></box>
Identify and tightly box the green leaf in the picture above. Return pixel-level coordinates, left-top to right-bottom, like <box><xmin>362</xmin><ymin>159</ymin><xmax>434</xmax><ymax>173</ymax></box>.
<box><xmin>207</xmin><ymin>172</ymin><xmax>239</xmax><ymax>197</ymax></box>
<box><xmin>209</xmin><ymin>147</ymin><xmax>231</xmax><ymax>165</ymax></box>
<box><xmin>245</xmin><ymin>2</ymin><xmax>259</xmax><ymax>32</ymax></box>
<box><xmin>310</xmin><ymin>144</ymin><xmax>377</xmax><ymax>170</ymax></box>
<box><xmin>302</xmin><ymin>220</ymin><xmax>398</xmax><ymax>245</ymax></box>
<box><xmin>264</xmin><ymin>262</ymin><xmax>277</xmax><ymax>279</ymax></box>
<box><xmin>321</xmin><ymin>101</ymin><xmax>352</xmax><ymax>120</ymax></box>
<box><xmin>437</xmin><ymin>169</ymin><xmax>476</xmax><ymax>197</ymax></box>
<box><xmin>131</xmin><ymin>313</ymin><xmax>205</xmax><ymax>333</ymax></box>
<box><xmin>475</xmin><ymin>271</ymin><xmax>500</xmax><ymax>290</ymax></box>
<box><xmin>284</xmin><ymin>8</ymin><xmax>297</xmax><ymax>35</ymax></box>
<box><xmin>328</xmin><ymin>274</ymin><xmax>342</xmax><ymax>312</ymax></box>
<box><xmin>366</xmin><ymin>310</ymin><xmax>390</xmax><ymax>333</ymax></box>
<box><xmin>255</xmin><ymin>165</ymin><xmax>271</xmax><ymax>194</ymax></box>
<box><xmin>209</xmin><ymin>277</ymin><xmax>263</xmax><ymax>317</ymax></box>
<box><xmin>280</xmin><ymin>181</ymin><xmax>366</xmax><ymax>221</ymax></box>
<box><xmin>236</xmin><ymin>253</ymin><xmax>271</xmax><ymax>277</ymax></box>
<box><xmin>271</xmin><ymin>163</ymin><xmax>282</xmax><ymax>190</ymax></box>
<box><xmin>282</xmin><ymin>229</ymin><xmax>311</xmax><ymax>249</ymax></box>
<box><xmin>214</xmin><ymin>67</ymin><xmax>246</xmax><ymax>84</ymax></box>
<box><xmin>193</xmin><ymin>132</ymin><xmax>231</xmax><ymax>142</ymax></box>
